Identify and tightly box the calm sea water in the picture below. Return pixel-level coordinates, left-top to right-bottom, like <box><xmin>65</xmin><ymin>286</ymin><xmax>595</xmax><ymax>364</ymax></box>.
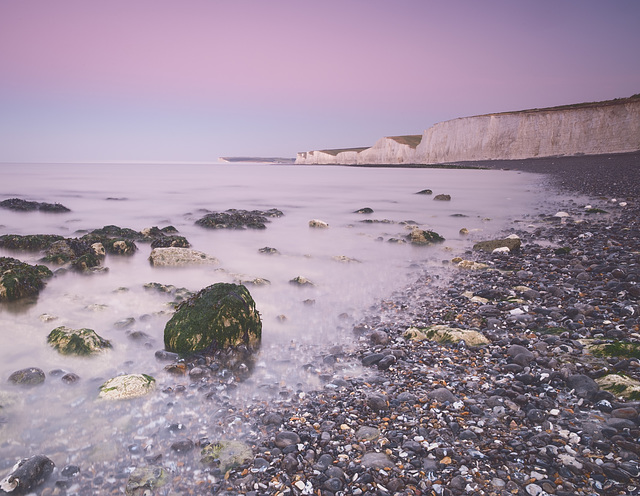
<box><xmin>0</xmin><ymin>163</ymin><xmax>547</xmax><ymax>475</ymax></box>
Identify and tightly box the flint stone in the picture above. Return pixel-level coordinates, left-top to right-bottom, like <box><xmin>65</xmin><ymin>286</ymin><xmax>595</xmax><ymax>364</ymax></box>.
<box><xmin>428</xmin><ymin>387</ymin><xmax>458</xmax><ymax>404</ymax></box>
<box><xmin>164</xmin><ymin>283</ymin><xmax>261</xmax><ymax>355</ymax></box>
<box><xmin>8</xmin><ymin>368</ymin><xmax>45</xmax><ymax>387</ymax></box>
<box><xmin>148</xmin><ymin>247</ymin><xmax>219</xmax><ymax>267</ymax></box>
<box><xmin>567</xmin><ymin>374</ymin><xmax>600</xmax><ymax>400</ymax></box>
<box><xmin>473</xmin><ymin>237</ymin><xmax>521</xmax><ymax>253</ymax></box>
<box><xmin>367</xmin><ymin>393</ymin><xmax>388</xmax><ymax>411</ymax></box>
<box><xmin>0</xmin><ymin>257</ymin><xmax>53</xmax><ymax>302</ymax></box>
<box><xmin>360</xmin><ymin>452</ymin><xmax>393</xmax><ymax>469</ymax></box>
<box><xmin>0</xmin><ymin>455</ymin><xmax>55</xmax><ymax>494</ymax></box>
<box><xmin>274</xmin><ymin>431</ymin><xmax>301</xmax><ymax>449</ymax></box>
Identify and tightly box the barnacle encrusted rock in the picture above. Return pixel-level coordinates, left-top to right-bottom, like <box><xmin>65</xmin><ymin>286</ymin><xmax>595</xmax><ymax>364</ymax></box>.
<box><xmin>163</xmin><ymin>283</ymin><xmax>261</xmax><ymax>355</ymax></box>
<box><xmin>404</xmin><ymin>325</ymin><xmax>489</xmax><ymax>346</ymax></box>
<box><xmin>0</xmin><ymin>257</ymin><xmax>53</xmax><ymax>302</ymax></box>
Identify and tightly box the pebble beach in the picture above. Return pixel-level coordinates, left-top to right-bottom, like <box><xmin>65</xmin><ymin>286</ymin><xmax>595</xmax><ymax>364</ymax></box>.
<box><xmin>2</xmin><ymin>153</ymin><xmax>640</xmax><ymax>496</ymax></box>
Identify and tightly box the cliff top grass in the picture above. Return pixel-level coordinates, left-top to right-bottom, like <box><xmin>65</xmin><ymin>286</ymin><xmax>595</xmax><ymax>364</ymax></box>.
<box><xmin>483</xmin><ymin>93</ymin><xmax>640</xmax><ymax>118</ymax></box>
<box><xmin>388</xmin><ymin>135</ymin><xmax>423</xmax><ymax>148</ymax></box>
<box><xmin>318</xmin><ymin>147</ymin><xmax>370</xmax><ymax>156</ymax></box>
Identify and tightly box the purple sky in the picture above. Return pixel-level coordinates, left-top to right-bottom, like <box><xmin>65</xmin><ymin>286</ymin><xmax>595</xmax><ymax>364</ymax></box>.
<box><xmin>1</xmin><ymin>0</ymin><xmax>638</xmax><ymax>163</ymax></box>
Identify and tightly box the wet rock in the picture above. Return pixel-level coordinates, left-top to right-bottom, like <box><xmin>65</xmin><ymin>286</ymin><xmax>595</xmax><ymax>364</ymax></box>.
<box><xmin>258</xmin><ymin>246</ymin><xmax>279</xmax><ymax>255</ymax></box>
<box><xmin>473</xmin><ymin>237</ymin><xmax>521</xmax><ymax>253</ymax></box>
<box><xmin>0</xmin><ymin>198</ymin><xmax>70</xmax><ymax>213</ymax></box>
<box><xmin>125</xmin><ymin>466</ymin><xmax>167</xmax><ymax>496</ymax></box>
<box><xmin>433</xmin><ymin>194</ymin><xmax>451</xmax><ymax>201</ymax></box>
<box><xmin>407</xmin><ymin>228</ymin><xmax>445</xmax><ymax>246</ymax></box>
<box><xmin>289</xmin><ymin>276</ymin><xmax>315</xmax><ymax>286</ymax></box>
<box><xmin>274</xmin><ymin>431</ymin><xmax>301</xmax><ymax>449</ymax></box>
<box><xmin>148</xmin><ymin>247</ymin><xmax>219</xmax><ymax>267</ymax></box>
<box><xmin>0</xmin><ymin>455</ymin><xmax>55</xmax><ymax>494</ymax></box>
<box><xmin>356</xmin><ymin>426</ymin><xmax>380</xmax><ymax>441</ymax></box>
<box><xmin>7</xmin><ymin>368</ymin><xmax>45</xmax><ymax>387</ymax></box>
<box><xmin>171</xmin><ymin>438</ymin><xmax>195</xmax><ymax>453</ymax></box>
<box><xmin>196</xmin><ymin>208</ymin><xmax>283</xmax><ymax>230</ymax></box>
<box><xmin>98</xmin><ymin>374</ymin><xmax>156</xmax><ymax>400</ymax></box>
<box><xmin>404</xmin><ymin>325</ymin><xmax>489</xmax><ymax>346</ymax></box>
<box><xmin>355</xmin><ymin>207</ymin><xmax>374</xmax><ymax>213</ymax></box>
<box><xmin>47</xmin><ymin>326</ymin><xmax>112</xmax><ymax>355</ymax></box>
<box><xmin>0</xmin><ymin>234</ymin><xmax>65</xmax><ymax>252</ymax></box>
<box><xmin>416</xmin><ymin>189</ymin><xmax>432</xmax><ymax>195</ymax></box>
<box><xmin>0</xmin><ymin>257</ymin><xmax>53</xmax><ymax>302</ymax></box>
<box><xmin>164</xmin><ymin>283</ymin><xmax>261</xmax><ymax>354</ymax></box>
<box><xmin>366</xmin><ymin>393</ymin><xmax>388</xmax><ymax>411</ymax></box>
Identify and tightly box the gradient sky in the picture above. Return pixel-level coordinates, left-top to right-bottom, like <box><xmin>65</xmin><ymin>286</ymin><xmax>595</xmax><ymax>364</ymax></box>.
<box><xmin>1</xmin><ymin>0</ymin><xmax>639</xmax><ymax>163</ymax></box>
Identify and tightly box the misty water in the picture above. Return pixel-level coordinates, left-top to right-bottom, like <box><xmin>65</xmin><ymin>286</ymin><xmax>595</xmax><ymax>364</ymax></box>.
<box><xmin>0</xmin><ymin>163</ymin><xmax>548</xmax><ymax>477</ymax></box>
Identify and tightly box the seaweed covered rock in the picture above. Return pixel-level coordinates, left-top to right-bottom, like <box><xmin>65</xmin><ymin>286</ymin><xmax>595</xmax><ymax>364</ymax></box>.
<box><xmin>200</xmin><ymin>440</ymin><xmax>252</xmax><ymax>473</ymax></box>
<box><xmin>47</xmin><ymin>326</ymin><xmax>112</xmax><ymax>355</ymax></box>
<box><xmin>98</xmin><ymin>374</ymin><xmax>156</xmax><ymax>400</ymax></box>
<box><xmin>0</xmin><ymin>234</ymin><xmax>64</xmax><ymax>252</ymax></box>
<box><xmin>86</xmin><ymin>225</ymin><xmax>143</xmax><ymax>240</ymax></box>
<box><xmin>149</xmin><ymin>235</ymin><xmax>190</xmax><ymax>248</ymax></box>
<box><xmin>407</xmin><ymin>228</ymin><xmax>445</xmax><ymax>246</ymax></box>
<box><xmin>80</xmin><ymin>234</ymin><xmax>138</xmax><ymax>255</ymax></box>
<box><xmin>164</xmin><ymin>283</ymin><xmax>261</xmax><ymax>355</ymax></box>
<box><xmin>0</xmin><ymin>454</ymin><xmax>55</xmax><ymax>494</ymax></box>
<box><xmin>0</xmin><ymin>257</ymin><xmax>53</xmax><ymax>302</ymax></box>
<box><xmin>196</xmin><ymin>208</ymin><xmax>283</xmax><ymax>230</ymax></box>
<box><xmin>125</xmin><ymin>466</ymin><xmax>167</xmax><ymax>496</ymax></box>
<box><xmin>0</xmin><ymin>198</ymin><xmax>70</xmax><ymax>213</ymax></box>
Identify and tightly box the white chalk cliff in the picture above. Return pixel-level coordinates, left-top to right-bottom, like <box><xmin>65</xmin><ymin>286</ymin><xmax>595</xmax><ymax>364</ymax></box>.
<box><xmin>295</xmin><ymin>96</ymin><xmax>640</xmax><ymax>165</ymax></box>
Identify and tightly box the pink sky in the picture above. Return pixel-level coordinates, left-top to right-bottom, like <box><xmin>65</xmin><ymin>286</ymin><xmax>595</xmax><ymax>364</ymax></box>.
<box><xmin>1</xmin><ymin>0</ymin><xmax>639</xmax><ymax>162</ymax></box>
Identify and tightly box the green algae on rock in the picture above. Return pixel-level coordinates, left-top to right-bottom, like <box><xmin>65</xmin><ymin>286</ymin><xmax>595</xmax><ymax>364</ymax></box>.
<box><xmin>200</xmin><ymin>440</ymin><xmax>253</xmax><ymax>473</ymax></box>
<box><xmin>407</xmin><ymin>228</ymin><xmax>445</xmax><ymax>246</ymax></box>
<box><xmin>47</xmin><ymin>326</ymin><xmax>112</xmax><ymax>355</ymax></box>
<box><xmin>0</xmin><ymin>234</ymin><xmax>65</xmax><ymax>252</ymax></box>
<box><xmin>125</xmin><ymin>466</ymin><xmax>167</xmax><ymax>496</ymax></box>
<box><xmin>0</xmin><ymin>257</ymin><xmax>53</xmax><ymax>302</ymax></box>
<box><xmin>164</xmin><ymin>283</ymin><xmax>262</xmax><ymax>355</ymax></box>
<box><xmin>404</xmin><ymin>325</ymin><xmax>490</xmax><ymax>346</ymax></box>
<box><xmin>98</xmin><ymin>373</ymin><xmax>156</xmax><ymax>400</ymax></box>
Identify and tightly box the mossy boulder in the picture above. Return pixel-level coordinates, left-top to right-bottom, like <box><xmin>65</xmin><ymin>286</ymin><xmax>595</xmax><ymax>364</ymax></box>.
<box><xmin>98</xmin><ymin>374</ymin><xmax>156</xmax><ymax>400</ymax></box>
<box><xmin>149</xmin><ymin>235</ymin><xmax>190</xmax><ymax>248</ymax></box>
<box><xmin>0</xmin><ymin>257</ymin><xmax>53</xmax><ymax>301</ymax></box>
<box><xmin>47</xmin><ymin>326</ymin><xmax>112</xmax><ymax>355</ymax></box>
<box><xmin>200</xmin><ymin>440</ymin><xmax>253</xmax><ymax>473</ymax></box>
<box><xmin>407</xmin><ymin>228</ymin><xmax>445</xmax><ymax>246</ymax></box>
<box><xmin>164</xmin><ymin>283</ymin><xmax>262</xmax><ymax>355</ymax></box>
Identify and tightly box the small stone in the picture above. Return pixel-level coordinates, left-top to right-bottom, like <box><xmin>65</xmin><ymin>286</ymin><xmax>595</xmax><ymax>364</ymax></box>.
<box><xmin>274</xmin><ymin>431</ymin><xmax>301</xmax><ymax>449</ymax></box>
<box><xmin>8</xmin><ymin>367</ymin><xmax>45</xmax><ymax>386</ymax></box>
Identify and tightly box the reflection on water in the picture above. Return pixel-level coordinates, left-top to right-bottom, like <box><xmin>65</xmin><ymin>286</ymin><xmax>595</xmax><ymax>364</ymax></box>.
<box><xmin>0</xmin><ymin>163</ymin><xmax>545</xmax><ymax>473</ymax></box>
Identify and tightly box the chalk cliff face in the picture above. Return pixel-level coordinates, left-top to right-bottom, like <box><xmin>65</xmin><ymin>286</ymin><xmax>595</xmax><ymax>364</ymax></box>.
<box><xmin>295</xmin><ymin>97</ymin><xmax>640</xmax><ymax>165</ymax></box>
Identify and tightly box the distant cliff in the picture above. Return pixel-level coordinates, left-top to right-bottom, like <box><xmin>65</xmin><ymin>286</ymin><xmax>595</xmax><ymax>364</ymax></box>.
<box><xmin>295</xmin><ymin>96</ymin><xmax>640</xmax><ymax>165</ymax></box>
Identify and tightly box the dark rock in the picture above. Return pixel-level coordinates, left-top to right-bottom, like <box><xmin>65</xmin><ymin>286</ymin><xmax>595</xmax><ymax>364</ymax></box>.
<box><xmin>567</xmin><ymin>374</ymin><xmax>600</xmax><ymax>400</ymax></box>
<box><xmin>0</xmin><ymin>455</ymin><xmax>55</xmax><ymax>493</ymax></box>
<box><xmin>354</xmin><ymin>207</ymin><xmax>374</xmax><ymax>213</ymax></box>
<box><xmin>0</xmin><ymin>234</ymin><xmax>65</xmax><ymax>252</ymax></box>
<box><xmin>433</xmin><ymin>194</ymin><xmax>451</xmax><ymax>201</ymax></box>
<box><xmin>416</xmin><ymin>189</ymin><xmax>433</xmax><ymax>195</ymax></box>
<box><xmin>366</xmin><ymin>393</ymin><xmax>388</xmax><ymax>411</ymax></box>
<box><xmin>0</xmin><ymin>198</ymin><xmax>70</xmax><ymax>213</ymax></box>
<box><xmin>196</xmin><ymin>208</ymin><xmax>283</xmax><ymax>230</ymax></box>
<box><xmin>427</xmin><ymin>387</ymin><xmax>458</xmax><ymax>404</ymax></box>
<box><xmin>171</xmin><ymin>438</ymin><xmax>195</xmax><ymax>453</ymax></box>
<box><xmin>8</xmin><ymin>367</ymin><xmax>45</xmax><ymax>386</ymax></box>
<box><xmin>164</xmin><ymin>283</ymin><xmax>261</xmax><ymax>355</ymax></box>
<box><xmin>274</xmin><ymin>431</ymin><xmax>301</xmax><ymax>449</ymax></box>
<box><xmin>150</xmin><ymin>235</ymin><xmax>190</xmax><ymax>249</ymax></box>
<box><xmin>407</xmin><ymin>228</ymin><xmax>445</xmax><ymax>245</ymax></box>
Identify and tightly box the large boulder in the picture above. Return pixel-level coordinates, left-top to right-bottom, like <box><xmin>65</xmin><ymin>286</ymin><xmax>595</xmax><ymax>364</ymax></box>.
<box><xmin>47</xmin><ymin>326</ymin><xmax>112</xmax><ymax>355</ymax></box>
<box><xmin>164</xmin><ymin>283</ymin><xmax>261</xmax><ymax>355</ymax></box>
<box><xmin>0</xmin><ymin>257</ymin><xmax>53</xmax><ymax>302</ymax></box>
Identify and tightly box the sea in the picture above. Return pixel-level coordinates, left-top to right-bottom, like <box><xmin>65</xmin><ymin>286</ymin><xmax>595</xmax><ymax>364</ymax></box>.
<box><xmin>0</xmin><ymin>162</ymin><xmax>551</xmax><ymax>480</ymax></box>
